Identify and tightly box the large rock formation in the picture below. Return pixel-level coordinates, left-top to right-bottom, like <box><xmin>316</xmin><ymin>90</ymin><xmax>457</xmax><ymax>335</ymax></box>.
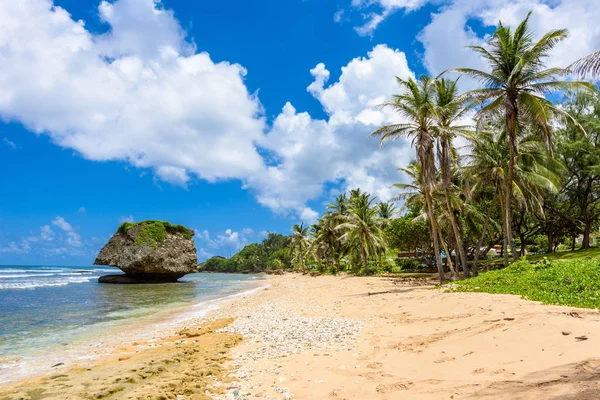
<box><xmin>94</xmin><ymin>221</ymin><xmax>197</xmax><ymax>283</ymax></box>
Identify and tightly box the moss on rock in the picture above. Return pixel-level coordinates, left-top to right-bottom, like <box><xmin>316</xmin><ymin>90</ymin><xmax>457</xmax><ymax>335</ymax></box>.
<box><xmin>117</xmin><ymin>220</ymin><xmax>193</xmax><ymax>248</ymax></box>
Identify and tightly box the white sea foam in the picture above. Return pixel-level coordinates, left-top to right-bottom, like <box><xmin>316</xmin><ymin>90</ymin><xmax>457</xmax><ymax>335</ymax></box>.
<box><xmin>0</xmin><ymin>277</ymin><xmax>94</xmax><ymax>290</ymax></box>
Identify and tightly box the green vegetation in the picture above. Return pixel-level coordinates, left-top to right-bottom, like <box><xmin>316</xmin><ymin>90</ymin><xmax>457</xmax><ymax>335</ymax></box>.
<box><xmin>205</xmin><ymin>14</ymin><xmax>600</xmax><ymax>282</ymax></box>
<box><xmin>450</xmin><ymin>258</ymin><xmax>600</xmax><ymax>309</ymax></box>
<box><xmin>200</xmin><ymin>233</ymin><xmax>291</xmax><ymax>273</ymax></box>
<box><xmin>117</xmin><ymin>220</ymin><xmax>192</xmax><ymax>248</ymax></box>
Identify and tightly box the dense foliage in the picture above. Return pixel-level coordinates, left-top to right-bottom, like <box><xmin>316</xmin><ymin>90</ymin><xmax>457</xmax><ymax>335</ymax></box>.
<box><xmin>118</xmin><ymin>220</ymin><xmax>193</xmax><ymax>248</ymax></box>
<box><xmin>200</xmin><ymin>233</ymin><xmax>291</xmax><ymax>273</ymax></box>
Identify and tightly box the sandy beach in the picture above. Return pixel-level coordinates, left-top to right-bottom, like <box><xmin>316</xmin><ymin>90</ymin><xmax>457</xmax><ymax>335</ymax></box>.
<box><xmin>2</xmin><ymin>274</ymin><xmax>600</xmax><ymax>399</ymax></box>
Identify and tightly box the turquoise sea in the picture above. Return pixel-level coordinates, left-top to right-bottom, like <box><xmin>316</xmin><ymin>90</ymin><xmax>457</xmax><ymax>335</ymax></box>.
<box><xmin>0</xmin><ymin>265</ymin><xmax>264</xmax><ymax>383</ymax></box>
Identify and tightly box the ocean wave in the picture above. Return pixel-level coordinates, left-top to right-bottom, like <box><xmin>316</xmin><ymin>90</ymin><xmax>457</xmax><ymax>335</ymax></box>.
<box><xmin>0</xmin><ymin>277</ymin><xmax>94</xmax><ymax>290</ymax></box>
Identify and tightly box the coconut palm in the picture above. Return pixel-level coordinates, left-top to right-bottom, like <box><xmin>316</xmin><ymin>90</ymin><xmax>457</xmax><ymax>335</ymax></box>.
<box><xmin>465</xmin><ymin>125</ymin><xmax>563</xmax><ymax>267</ymax></box>
<box><xmin>370</xmin><ymin>75</ymin><xmax>446</xmax><ymax>284</ymax></box>
<box><xmin>569</xmin><ymin>50</ymin><xmax>600</xmax><ymax>77</ymax></box>
<box><xmin>454</xmin><ymin>12</ymin><xmax>592</xmax><ymax>263</ymax></box>
<box><xmin>432</xmin><ymin>77</ymin><xmax>473</xmax><ymax>277</ymax></box>
<box><xmin>310</xmin><ymin>213</ymin><xmax>342</xmax><ymax>272</ymax></box>
<box><xmin>336</xmin><ymin>193</ymin><xmax>387</xmax><ymax>274</ymax></box>
<box><xmin>393</xmin><ymin>161</ymin><xmax>459</xmax><ymax>278</ymax></box>
<box><xmin>290</xmin><ymin>223</ymin><xmax>310</xmax><ymax>272</ymax></box>
<box><xmin>376</xmin><ymin>201</ymin><xmax>397</xmax><ymax>229</ymax></box>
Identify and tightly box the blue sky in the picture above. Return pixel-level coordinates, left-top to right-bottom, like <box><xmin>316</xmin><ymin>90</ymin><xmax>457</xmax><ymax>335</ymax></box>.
<box><xmin>0</xmin><ymin>0</ymin><xmax>598</xmax><ymax>265</ymax></box>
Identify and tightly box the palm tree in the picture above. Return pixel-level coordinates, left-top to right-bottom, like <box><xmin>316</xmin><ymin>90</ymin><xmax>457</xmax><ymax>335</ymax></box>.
<box><xmin>336</xmin><ymin>193</ymin><xmax>387</xmax><ymax>274</ymax></box>
<box><xmin>376</xmin><ymin>201</ymin><xmax>397</xmax><ymax>229</ymax></box>
<box><xmin>393</xmin><ymin>162</ymin><xmax>458</xmax><ymax>278</ymax></box>
<box><xmin>310</xmin><ymin>213</ymin><xmax>341</xmax><ymax>272</ymax></box>
<box><xmin>569</xmin><ymin>50</ymin><xmax>600</xmax><ymax>77</ymax></box>
<box><xmin>454</xmin><ymin>12</ymin><xmax>592</xmax><ymax>263</ymax></box>
<box><xmin>371</xmin><ymin>75</ymin><xmax>446</xmax><ymax>284</ymax></box>
<box><xmin>465</xmin><ymin>125</ymin><xmax>563</xmax><ymax>267</ymax></box>
<box><xmin>432</xmin><ymin>77</ymin><xmax>473</xmax><ymax>277</ymax></box>
<box><xmin>290</xmin><ymin>223</ymin><xmax>310</xmax><ymax>272</ymax></box>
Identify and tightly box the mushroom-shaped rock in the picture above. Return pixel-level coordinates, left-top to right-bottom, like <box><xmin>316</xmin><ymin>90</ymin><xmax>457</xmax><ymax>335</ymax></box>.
<box><xmin>94</xmin><ymin>221</ymin><xmax>197</xmax><ymax>283</ymax></box>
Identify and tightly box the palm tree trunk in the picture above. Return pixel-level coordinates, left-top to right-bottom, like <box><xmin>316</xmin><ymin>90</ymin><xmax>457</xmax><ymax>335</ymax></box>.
<box><xmin>473</xmin><ymin>205</ymin><xmax>493</xmax><ymax>276</ymax></box>
<box><xmin>440</xmin><ymin>138</ymin><xmax>469</xmax><ymax>277</ymax></box>
<box><xmin>438</xmin><ymin>232</ymin><xmax>457</xmax><ymax>279</ymax></box>
<box><xmin>506</xmin><ymin>108</ymin><xmax>520</xmax><ymax>263</ymax></box>
<box><xmin>499</xmin><ymin>195</ymin><xmax>509</xmax><ymax>268</ymax></box>
<box><xmin>425</xmin><ymin>191</ymin><xmax>445</xmax><ymax>284</ymax></box>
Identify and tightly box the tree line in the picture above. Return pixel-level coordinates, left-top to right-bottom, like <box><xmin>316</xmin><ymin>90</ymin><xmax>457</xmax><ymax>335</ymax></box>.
<box><xmin>202</xmin><ymin>13</ymin><xmax>600</xmax><ymax>283</ymax></box>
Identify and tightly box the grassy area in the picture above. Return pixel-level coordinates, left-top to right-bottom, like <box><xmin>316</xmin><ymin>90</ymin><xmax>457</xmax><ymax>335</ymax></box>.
<box><xmin>449</xmin><ymin>257</ymin><xmax>600</xmax><ymax>309</ymax></box>
<box><xmin>527</xmin><ymin>247</ymin><xmax>600</xmax><ymax>261</ymax></box>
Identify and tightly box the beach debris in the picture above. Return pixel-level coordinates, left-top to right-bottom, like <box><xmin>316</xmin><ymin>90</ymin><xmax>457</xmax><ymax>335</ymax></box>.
<box><xmin>562</xmin><ymin>331</ymin><xmax>572</xmax><ymax>336</ymax></box>
<box><xmin>575</xmin><ymin>336</ymin><xmax>589</xmax><ymax>341</ymax></box>
<box><xmin>51</xmin><ymin>362</ymin><xmax>64</xmax><ymax>368</ymax></box>
<box><xmin>566</xmin><ymin>311</ymin><xmax>583</xmax><ymax>319</ymax></box>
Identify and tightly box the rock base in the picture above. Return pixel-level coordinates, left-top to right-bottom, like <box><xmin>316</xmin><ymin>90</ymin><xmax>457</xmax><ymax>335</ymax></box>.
<box><xmin>98</xmin><ymin>274</ymin><xmax>184</xmax><ymax>284</ymax></box>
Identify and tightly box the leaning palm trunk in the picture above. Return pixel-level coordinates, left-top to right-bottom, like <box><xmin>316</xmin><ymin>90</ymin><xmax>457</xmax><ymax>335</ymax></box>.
<box><xmin>437</xmin><ymin>230</ymin><xmax>457</xmax><ymax>278</ymax></box>
<box><xmin>440</xmin><ymin>138</ymin><xmax>469</xmax><ymax>277</ymax></box>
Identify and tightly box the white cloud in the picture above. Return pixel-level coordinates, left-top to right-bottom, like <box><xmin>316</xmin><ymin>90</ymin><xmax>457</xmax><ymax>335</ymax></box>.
<box><xmin>52</xmin><ymin>216</ymin><xmax>73</xmax><ymax>232</ymax></box>
<box><xmin>334</xmin><ymin>9</ymin><xmax>345</xmax><ymax>23</ymax></box>
<box><xmin>118</xmin><ymin>215</ymin><xmax>134</xmax><ymax>223</ymax></box>
<box><xmin>195</xmin><ymin>227</ymin><xmax>269</xmax><ymax>257</ymax></box>
<box><xmin>0</xmin><ymin>1</ymin><xmax>419</xmax><ymax>220</ymax></box>
<box><xmin>78</xmin><ymin>206</ymin><xmax>86</xmax><ymax>214</ymax></box>
<box><xmin>0</xmin><ymin>216</ymin><xmax>85</xmax><ymax>257</ymax></box>
<box><xmin>300</xmin><ymin>207</ymin><xmax>319</xmax><ymax>224</ymax></box>
<box><xmin>247</xmin><ymin>44</ymin><xmax>416</xmax><ymax>215</ymax></box>
<box><xmin>347</xmin><ymin>0</ymin><xmax>600</xmax><ymax>77</ymax></box>
<box><xmin>350</xmin><ymin>0</ymin><xmax>433</xmax><ymax>36</ymax></box>
<box><xmin>40</xmin><ymin>225</ymin><xmax>54</xmax><ymax>241</ymax></box>
<box><xmin>2</xmin><ymin>137</ymin><xmax>17</xmax><ymax>149</ymax></box>
<box><xmin>52</xmin><ymin>216</ymin><xmax>82</xmax><ymax>247</ymax></box>
<box><xmin>0</xmin><ymin>240</ymin><xmax>31</xmax><ymax>254</ymax></box>
<box><xmin>0</xmin><ymin>0</ymin><xmax>266</xmax><ymax>186</ymax></box>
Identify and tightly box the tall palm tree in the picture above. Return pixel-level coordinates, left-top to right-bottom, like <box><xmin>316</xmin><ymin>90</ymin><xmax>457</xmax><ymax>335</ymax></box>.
<box><xmin>371</xmin><ymin>75</ymin><xmax>446</xmax><ymax>284</ymax></box>
<box><xmin>393</xmin><ymin>162</ymin><xmax>458</xmax><ymax>278</ymax></box>
<box><xmin>376</xmin><ymin>201</ymin><xmax>397</xmax><ymax>229</ymax></box>
<box><xmin>454</xmin><ymin>12</ymin><xmax>592</xmax><ymax>263</ymax></box>
<box><xmin>465</xmin><ymin>125</ymin><xmax>563</xmax><ymax>267</ymax></box>
<box><xmin>432</xmin><ymin>77</ymin><xmax>473</xmax><ymax>277</ymax></box>
<box><xmin>310</xmin><ymin>213</ymin><xmax>341</xmax><ymax>272</ymax></box>
<box><xmin>291</xmin><ymin>223</ymin><xmax>310</xmax><ymax>272</ymax></box>
<box><xmin>336</xmin><ymin>193</ymin><xmax>387</xmax><ymax>274</ymax></box>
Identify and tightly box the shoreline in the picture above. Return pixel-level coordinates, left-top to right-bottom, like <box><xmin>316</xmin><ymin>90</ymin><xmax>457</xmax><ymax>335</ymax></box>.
<box><xmin>2</xmin><ymin>274</ymin><xmax>600</xmax><ymax>399</ymax></box>
<box><xmin>0</xmin><ymin>277</ymin><xmax>270</xmax><ymax>387</ymax></box>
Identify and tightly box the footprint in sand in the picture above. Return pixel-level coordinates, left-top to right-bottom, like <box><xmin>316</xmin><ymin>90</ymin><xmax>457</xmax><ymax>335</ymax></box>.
<box><xmin>366</xmin><ymin>362</ymin><xmax>383</xmax><ymax>369</ymax></box>
<box><xmin>434</xmin><ymin>357</ymin><xmax>456</xmax><ymax>364</ymax></box>
<box><xmin>472</xmin><ymin>368</ymin><xmax>485</xmax><ymax>374</ymax></box>
<box><xmin>376</xmin><ymin>381</ymin><xmax>413</xmax><ymax>393</ymax></box>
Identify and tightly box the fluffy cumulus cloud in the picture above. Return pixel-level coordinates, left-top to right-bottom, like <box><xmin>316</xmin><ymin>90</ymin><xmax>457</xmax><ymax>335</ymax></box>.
<box><xmin>0</xmin><ymin>0</ymin><xmax>266</xmax><ymax>185</ymax></box>
<box><xmin>247</xmin><ymin>44</ymin><xmax>416</xmax><ymax>216</ymax></box>
<box><xmin>0</xmin><ymin>0</ymin><xmax>419</xmax><ymax>221</ymax></box>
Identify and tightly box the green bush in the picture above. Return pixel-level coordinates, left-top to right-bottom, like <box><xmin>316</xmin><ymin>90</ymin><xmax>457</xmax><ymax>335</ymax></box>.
<box><xmin>117</xmin><ymin>220</ymin><xmax>192</xmax><ymax>248</ymax></box>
